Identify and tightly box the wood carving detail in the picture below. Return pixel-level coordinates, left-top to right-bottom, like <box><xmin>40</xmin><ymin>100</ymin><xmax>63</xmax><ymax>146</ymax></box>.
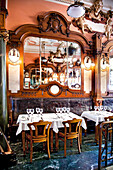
<box><xmin>37</xmin><ymin>11</ymin><xmax>71</xmax><ymax>37</ymax></box>
<box><xmin>72</xmin><ymin>0</ymin><xmax>113</xmax><ymax>39</ymax></box>
<box><xmin>105</xmin><ymin>17</ymin><xmax>113</xmax><ymax>40</ymax></box>
<box><xmin>88</xmin><ymin>0</ymin><xmax>104</xmax><ymax>22</ymax></box>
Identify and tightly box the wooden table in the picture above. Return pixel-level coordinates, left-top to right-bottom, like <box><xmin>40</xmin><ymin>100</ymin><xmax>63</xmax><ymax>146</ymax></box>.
<box><xmin>16</xmin><ymin>112</ymin><xmax>86</xmax><ymax>154</ymax></box>
<box><xmin>81</xmin><ymin>110</ymin><xmax>113</xmax><ymax>143</ymax></box>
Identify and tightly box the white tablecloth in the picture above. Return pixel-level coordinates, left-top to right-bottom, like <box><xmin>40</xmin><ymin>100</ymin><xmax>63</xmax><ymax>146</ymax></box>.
<box><xmin>16</xmin><ymin>112</ymin><xmax>87</xmax><ymax>135</ymax></box>
<box><xmin>81</xmin><ymin>110</ymin><xmax>113</xmax><ymax>126</ymax></box>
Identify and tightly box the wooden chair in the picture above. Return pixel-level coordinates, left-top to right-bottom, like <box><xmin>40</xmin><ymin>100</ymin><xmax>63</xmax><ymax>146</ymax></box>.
<box><xmin>105</xmin><ymin>116</ymin><xmax>113</xmax><ymax>122</ymax></box>
<box><xmin>0</xmin><ymin>127</ymin><xmax>17</xmax><ymax>168</ymax></box>
<box><xmin>26</xmin><ymin>120</ymin><xmax>52</xmax><ymax>163</ymax></box>
<box><xmin>104</xmin><ymin>116</ymin><xmax>113</xmax><ymax>139</ymax></box>
<box><xmin>58</xmin><ymin>118</ymin><xmax>82</xmax><ymax>157</ymax></box>
<box><xmin>0</xmin><ymin>127</ymin><xmax>12</xmax><ymax>155</ymax></box>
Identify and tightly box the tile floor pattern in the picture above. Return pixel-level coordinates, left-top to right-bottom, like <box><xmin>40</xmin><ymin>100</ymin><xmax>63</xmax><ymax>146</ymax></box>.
<box><xmin>2</xmin><ymin>133</ymin><xmax>113</xmax><ymax>170</ymax></box>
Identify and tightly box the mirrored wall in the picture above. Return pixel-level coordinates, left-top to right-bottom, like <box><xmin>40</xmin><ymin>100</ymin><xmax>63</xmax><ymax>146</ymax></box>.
<box><xmin>24</xmin><ymin>37</ymin><xmax>81</xmax><ymax>90</ymax></box>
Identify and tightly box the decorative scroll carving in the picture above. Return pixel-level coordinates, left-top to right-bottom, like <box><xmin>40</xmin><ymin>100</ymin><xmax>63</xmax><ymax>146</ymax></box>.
<box><xmin>105</xmin><ymin>17</ymin><xmax>113</xmax><ymax>40</ymax></box>
<box><xmin>72</xmin><ymin>0</ymin><xmax>113</xmax><ymax>40</ymax></box>
<box><xmin>75</xmin><ymin>16</ymin><xmax>92</xmax><ymax>34</ymax></box>
<box><xmin>88</xmin><ymin>0</ymin><xmax>103</xmax><ymax>21</ymax></box>
<box><xmin>0</xmin><ymin>13</ymin><xmax>4</xmax><ymax>28</ymax></box>
<box><xmin>21</xmin><ymin>92</ymin><xmax>37</xmax><ymax>96</ymax></box>
<box><xmin>0</xmin><ymin>29</ymin><xmax>9</xmax><ymax>41</ymax></box>
<box><xmin>37</xmin><ymin>11</ymin><xmax>71</xmax><ymax>37</ymax></box>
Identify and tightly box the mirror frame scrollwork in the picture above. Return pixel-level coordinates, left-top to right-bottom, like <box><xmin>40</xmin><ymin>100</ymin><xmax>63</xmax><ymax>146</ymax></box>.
<box><xmin>7</xmin><ymin>11</ymin><xmax>91</xmax><ymax>97</ymax></box>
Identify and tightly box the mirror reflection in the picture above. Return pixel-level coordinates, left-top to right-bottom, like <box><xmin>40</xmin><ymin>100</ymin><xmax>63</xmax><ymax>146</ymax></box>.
<box><xmin>24</xmin><ymin>37</ymin><xmax>81</xmax><ymax>90</ymax></box>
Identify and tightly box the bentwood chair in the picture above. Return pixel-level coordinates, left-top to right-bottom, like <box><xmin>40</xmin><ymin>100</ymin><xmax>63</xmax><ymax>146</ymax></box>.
<box><xmin>0</xmin><ymin>127</ymin><xmax>12</xmax><ymax>155</ymax></box>
<box><xmin>58</xmin><ymin>118</ymin><xmax>82</xmax><ymax>157</ymax></box>
<box><xmin>104</xmin><ymin>116</ymin><xmax>113</xmax><ymax>140</ymax></box>
<box><xmin>0</xmin><ymin>127</ymin><xmax>17</xmax><ymax>168</ymax></box>
<box><xmin>26</xmin><ymin>120</ymin><xmax>52</xmax><ymax>163</ymax></box>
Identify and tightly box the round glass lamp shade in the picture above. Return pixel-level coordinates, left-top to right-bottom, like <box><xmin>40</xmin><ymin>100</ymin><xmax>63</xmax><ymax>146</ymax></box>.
<box><xmin>67</xmin><ymin>2</ymin><xmax>85</xmax><ymax>18</ymax></box>
<box><xmin>8</xmin><ymin>48</ymin><xmax>20</xmax><ymax>63</ymax></box>
<box><xmin>50</xmin><ymin>85</ymin><xmax>60</xmax><ymax>95</ymax></box>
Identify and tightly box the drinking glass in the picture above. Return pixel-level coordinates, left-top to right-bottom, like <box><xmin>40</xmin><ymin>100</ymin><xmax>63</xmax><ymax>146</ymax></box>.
<box><xmin>67</xmin><ymin>108</ymin><xmax>70</xmax><ymax>114</ymax></box>
<box><xmin>59</xmin><ymin>108</ymin><xmax>63</xmax><ymax>114</ymax></box>
<box><xmin>27</xmin><ymin>109</ymin><xmax>31</xmax><ymax>116</ymax></box>
<box><xmin>56</xmin><ymin>108</ymin><xmax>59</xmax><ymax>113</ymax></box>
<box><xmin>27</xmin><ymin>108</ymin><xmax>32</xmax><ymax>120</ymax></box>
<box><xmin>36</xmin><ymin>108</ymin><xmax>40</xmax><ymax>114</ymax></box>
<box><xmin>104</xmin><ymin>106</ymin><xmax>107</xmax><ymax>111</ymax></box>
<box><xmin>63</xmin><ymin>107</ymin><xmax>66</xmax><ymax>113</ymax></box>
<box><xmin>100</xmin><ymin>106</ymin><xmax>103</xmax><ymax>111</ymax></box>
<box><xmin>98</xmin><ymin>106</ymin><xmax>100</xmax><ymax>112</ymax></box>
<box><xmin>40</xmin><ymin>108</ymin><xmax>43</xmax><ymax>118</ymax></box>
<box><xmin>31</xmin><ymin>109</ymin><xmax>34</xmax><ymax>115</ymax></box>
<box><xmin>94</xmin><ymin>106</ymin><xmax>97</xmax><ymax>111</ymax></box>
<box><xmin>108</xmin><ymin>107</ymin><xmax>112</xmax><ymax>112</ymax></box>
<box><xmin>56</xmin><ymin>108</ymin><xmax>60</xmax><ymax>118</ymax></box>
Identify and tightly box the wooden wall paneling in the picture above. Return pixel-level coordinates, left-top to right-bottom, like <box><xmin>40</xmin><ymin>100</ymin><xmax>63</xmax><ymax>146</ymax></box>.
<box><xmin>6</xmin><ymin>11</ymin><xmax>94</xmax><ymax>123</ymax></box>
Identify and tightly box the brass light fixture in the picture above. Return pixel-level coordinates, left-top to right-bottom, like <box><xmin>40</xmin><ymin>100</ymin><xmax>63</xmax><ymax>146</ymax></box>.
<box><xmin>67</xmin><ymin>0</ymin><xmax>85</xmax><ymax>18</ymax></box>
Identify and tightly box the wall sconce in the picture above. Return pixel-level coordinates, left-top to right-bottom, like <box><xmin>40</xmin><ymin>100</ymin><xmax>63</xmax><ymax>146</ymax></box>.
<box><xmin>101</xmin><ymin>54</ymin><xmax>109</xmax><ymax>70</ymax></box>
<box><xmin>8</xmin><ymin>48</ymin><xmax>20</xmax><ymax>63</ymax></box>
<box><xmin>67</xmin><ymin>0</ymin><xmax>85</xmax><ymax>18</ymax></box>
<box><xmin>84</xmin><ymin>56</ymin><xmax>94</xmax><ymax>69</ymax></box>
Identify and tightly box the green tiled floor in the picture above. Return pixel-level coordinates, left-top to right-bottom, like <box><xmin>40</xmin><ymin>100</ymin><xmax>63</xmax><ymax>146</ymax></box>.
<box><xmin>6</xmin><ymin>133</ymin><xmax>99</xmax><ymax>170</ymax></box>
<box><xmin>2</xmin><ymin>132</ymin><xmax>113</xmax><ymax>170</ymax></box>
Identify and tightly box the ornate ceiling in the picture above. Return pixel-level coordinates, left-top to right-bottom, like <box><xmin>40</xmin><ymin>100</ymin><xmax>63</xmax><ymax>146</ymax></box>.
<box><xmin>46</xmin><ymin>0</ymin><xmax>113</xmax><ymax>11</ymax></box>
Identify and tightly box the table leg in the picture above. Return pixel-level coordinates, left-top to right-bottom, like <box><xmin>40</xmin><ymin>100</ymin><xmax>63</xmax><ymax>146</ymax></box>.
<box><xmin>50</xmin><ymin>129</ymin><xmax>53</xmax><ymax>152</ymax></box>
<box><xmin>80</xmin><ymin>127</ymin><xmax>82</xmax><ymax>144</ymax></box>
<box><xmin>95</xmin><ymin>125</ymin><xmax>99</xmax><ymax>144</ymax></box>
<box><xmin>84</xmin><ymin>118</ymin><xmax>87</xmax><ymax>137</ymax></box>
<box><xmin>55</xmin><ymin>133</ymin><xmax>58</xmax><ymax>152</ymax></box>
<box><xmin>22</xmin><ymin>130</ymin><xmax>25</xmax><ymax>155</ymax></box>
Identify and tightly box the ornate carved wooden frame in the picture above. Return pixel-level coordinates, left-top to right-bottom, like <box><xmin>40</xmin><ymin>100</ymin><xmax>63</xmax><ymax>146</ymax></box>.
<box><xmin>7</xmin><ymin>11</ymin><xmax>92</xmax><ymax>98</ymax></box>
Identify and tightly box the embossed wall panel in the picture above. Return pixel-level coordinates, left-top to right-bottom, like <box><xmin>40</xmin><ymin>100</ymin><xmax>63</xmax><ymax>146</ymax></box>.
<box><xmin>11</xmin><ymin>97</ymin><xmax>93</xmax><ymax>121</ymax></box>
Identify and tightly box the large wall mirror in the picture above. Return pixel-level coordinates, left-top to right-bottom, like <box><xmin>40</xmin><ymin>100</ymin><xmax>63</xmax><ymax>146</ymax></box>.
<box><xmin>23</xmin><ymin>37</ymin><xmax>81</xmax><ymax>90</ymax></box>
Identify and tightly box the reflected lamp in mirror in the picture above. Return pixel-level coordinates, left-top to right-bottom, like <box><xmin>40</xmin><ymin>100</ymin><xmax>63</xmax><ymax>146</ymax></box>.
<box><xmin>8</xmin><ymin>48</ymin><xmax>20</xmax><ymax>63</ymax></box>
<box><xmin>67</xmin><ymin>0</ymin><xmax>85</xmax><ymax>18</ymax></box>
<box><xmin>24</xmin><ymin>72</ymin><xmax>30</xmax><ymax>89</ymax></box>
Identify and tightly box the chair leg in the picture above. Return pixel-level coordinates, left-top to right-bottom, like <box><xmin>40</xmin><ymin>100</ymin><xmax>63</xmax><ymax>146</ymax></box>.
<box><xmin>30</xmin><ymin>141</ymin><xmax>33</xmax><ymax>163</ymax></box>
<box><xmin>77</xmin><ymin>137</ymin><xmax>81</xmax><ymax>153</ymax></box>
<box><xmin>64</xmin><ymin>136</ymin><xmax>66</xmax><ymax>157</ymax></box>
<box><xmin>47</xmin><ymin>138</ymin><xmax>50</xmax><ymax>159</ymax></box>
<box><xmin>26</xmin><ymin>140</ymin><xmax>29</xmax><ymax>152</ymax></box>
<box><xmin>43</xmin><ymin>142</ymin><xmax>46</xmax><ymax>151</ymax></box>
<box><xmin>70</xmin><ymin>139</ymin><xmax>73</xmax><ymax>147</ymax></box>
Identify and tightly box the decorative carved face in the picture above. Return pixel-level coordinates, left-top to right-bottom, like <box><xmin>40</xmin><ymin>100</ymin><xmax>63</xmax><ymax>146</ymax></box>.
<box><xmin>94</xmin><ymin>0</ymin><xmax>103</xmax><ymax>16</ymax></box>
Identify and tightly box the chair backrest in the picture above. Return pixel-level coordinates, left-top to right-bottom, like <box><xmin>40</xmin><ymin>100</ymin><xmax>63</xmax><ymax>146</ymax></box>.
<box><xmin>0</xmin><ymin>127</ymin><xmax>12</xmax><ymax>153</ymax></box>
<box><xmin>27</xmin><ymin>120</ymin><xmax>52</xmax><ymax>138</ymax></box>
<box><xmin>63</xmin><ymin>118</ymin><xmax>82</xmax><ymax>134</ymax></box>
<box><xmin>104</xmin><ymin>116</ymin><xmax>113</xmax><ymax>121</ymax></box>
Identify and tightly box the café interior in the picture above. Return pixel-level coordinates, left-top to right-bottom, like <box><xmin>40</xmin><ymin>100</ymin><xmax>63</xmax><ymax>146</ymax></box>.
<box><xmin>0</xmin><ymin>0</ymin><xmax>113</xmax><ymax>169</ymax></box>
